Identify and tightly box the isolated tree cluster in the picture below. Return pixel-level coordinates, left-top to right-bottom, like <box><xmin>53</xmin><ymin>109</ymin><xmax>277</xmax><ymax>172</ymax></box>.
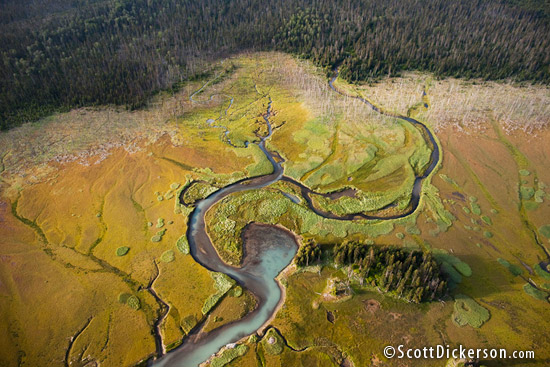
<box><xmin>335</xmin><ymin>241</ymin><xmax>447</xmax><ymax>303</ymax></box>
<box><xmin>296</xmin><ymin>239</ymin><xmax>448</xmax><ymax>303</ymax></box>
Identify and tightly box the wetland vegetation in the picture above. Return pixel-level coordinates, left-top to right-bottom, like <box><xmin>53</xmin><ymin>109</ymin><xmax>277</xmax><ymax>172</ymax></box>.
<box><xmin>1</xmin><ymin>18</ymin><xmax>550</xmax><ymax>366</ymax></box>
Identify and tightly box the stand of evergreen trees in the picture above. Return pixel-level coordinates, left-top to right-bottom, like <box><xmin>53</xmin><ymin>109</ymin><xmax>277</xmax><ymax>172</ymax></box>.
<box><xmin>295</xmin><ymin>240</ymin><xmax>447</xmax><ymax>303</ymax></box>
<box><xmin>295</xmin><ymin>239</ymin><xmax>322</xmax><ymax>267</ymax></box>
<box><xmin>1</xmin><ymin>0</ymin><xmax>549</xmax><ymax>130</ymax></box>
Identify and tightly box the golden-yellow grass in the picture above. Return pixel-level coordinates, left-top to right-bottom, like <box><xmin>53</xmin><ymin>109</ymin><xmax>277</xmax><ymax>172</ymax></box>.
<box><xmin>0</xmin><ymin>70</ymin><xmax>269</xmax><ymax>364</ymax></box>
<box><xmin>201</xmin><ymin>289</ymin><xmax>257</xmax><ymax>334</ymax></box>
<box><xmin>0</xmin><ymin>143</ymin><xmax>229</xmax><ymax>366</ymax></box>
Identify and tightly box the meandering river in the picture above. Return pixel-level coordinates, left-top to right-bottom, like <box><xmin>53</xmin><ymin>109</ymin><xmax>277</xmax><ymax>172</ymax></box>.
<box><xmin>153</xmin><ymin>72</ymin><xmax>440</xmax><ymax>366</ymax></box>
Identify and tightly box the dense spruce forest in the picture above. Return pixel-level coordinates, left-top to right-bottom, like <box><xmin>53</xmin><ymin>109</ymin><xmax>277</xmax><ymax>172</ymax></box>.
<box><xmin>1</xmin><ymin>0</ymin><xmax>549</xmax><ymax>130</ymax></box>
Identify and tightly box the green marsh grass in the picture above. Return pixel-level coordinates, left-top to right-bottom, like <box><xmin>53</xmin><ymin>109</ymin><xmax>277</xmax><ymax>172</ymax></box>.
<box><xmin>534</xmin><ymin>264</ymin><xmax>550</xmax><ymax>280</ymax></box>
<box><xmin>524</xmin><ymin>201</ymin><xmax>539</xmax><ymax>211</ymax></box>
<box><xmin>176</xmin><ymin>235</ymin><xmax>189</xmax><ymax>254</ymax></box>
<box><xmin>230</xmin><ymin>286</ymin><xmax>243</xmax><ymax>297</ymax></box>
<box><xmin>523</xmin><ymin>283</ymin><xmax>548</xmax><ymax>301</ymax></box>
<box><xmin>470</xmin><ymin>202</ymin><xmax>481</xmax><ymax>215</ymax></box>
<box><xmin>126</xmin><ymin>295</ymin><xmax>141</xmax><ymax>310</ymax></box>
<box><xmin>497</xmin><ymin>258</ymin><xmax>523</xmax><ymax>276</ymax></box>
<box><xmin>116</xmin><ymin>246</ymin><xmax>130</xmax><ymax>256</ymax></box>
<box><xmin>161</xmin><ymin>250</ymin><xmax>175</xmax><ymax>263</ymax></box>
<box><xmin>182</xmin><ymin>181</ymin><xmax>218</xmax><ymax>204</ymax></box>
<box><xmin>520</xmin><ymin>186</ymin><xmax>535</xmax><ymax>200</ymax></box>
<box><xmin>539</xmin><ymin>225</ymin><xmax>550</xmax><ymax>238</ymax></box>
<box><xmin>210</xmin><ymin>344</ymin><xmax>248</xmax><ymax>367</ymax></box>
<box><xmin>202</xmin><ymin>272</ymin><xmax>236</xmax><ymax>314</ymax></box>
<box><xmin>261</xmin><ymin>328</ymin><xmax>284</xmax><ymax>356</ymax></box>
<box><xmin>452</xmin><ymin>294</ymin><xmax>490</xmax><ymax>328</ymax></box>
<box><xmin>439</xmin><ymin>174</ymin><xmax>458</xmax><ymax>186</ymax></box>
<box><xmin>157</xmin><ymin>218</ymin><xmax>165</xmax><ymax>228</ymax></box>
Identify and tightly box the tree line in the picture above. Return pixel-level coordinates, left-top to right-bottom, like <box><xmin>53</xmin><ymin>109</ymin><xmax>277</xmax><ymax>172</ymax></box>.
<box><xmin>295</xmin><ymin>239</ymin><xmax>447</xmax><ymax>303</ymax></box>
<box><xmin>1</xmin><ymin>0</ymin><xmax>549</xmax><ymax>130</ymax></box>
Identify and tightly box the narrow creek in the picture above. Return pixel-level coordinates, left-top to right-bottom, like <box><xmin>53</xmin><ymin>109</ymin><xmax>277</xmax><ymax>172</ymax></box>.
<box><xmin>153</xmin><ymin>71</ymin><xmax>441</xmax><ymax>366</ymax></box>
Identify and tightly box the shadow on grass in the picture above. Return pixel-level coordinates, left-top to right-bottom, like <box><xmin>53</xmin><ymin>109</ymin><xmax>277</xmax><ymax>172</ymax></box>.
<box><xmin>448</xmin><ymin>253</ymin><xmax>518</xmax><ymax>300</ymax></box>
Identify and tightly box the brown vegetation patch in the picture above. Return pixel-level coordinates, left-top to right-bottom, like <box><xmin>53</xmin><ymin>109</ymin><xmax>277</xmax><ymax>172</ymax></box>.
<box><xmin>363</xmin><ymin>299</ymin><xmax>381</xmax><ymax>313</ymax></box>
<box><xmin>389</xmin><ymin>312</ymin><xmax>403</xmax><ymax>320</ymax></box>
<box><xmin>355</xmin><ymin>72</ymin><xmax>550</xmax><ymax>133</ymax></box>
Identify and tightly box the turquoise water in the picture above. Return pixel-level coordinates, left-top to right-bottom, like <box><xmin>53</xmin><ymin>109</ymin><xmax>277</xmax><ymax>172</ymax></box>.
<box><xmin>155</xmin><ymin>227</ymin><xmax>297</xmax><ymax>367</ymax></box>
<box><xmin>281</xmin><ymin>192</ymin><xmax>301</xmax><ymax>204</ymax></box>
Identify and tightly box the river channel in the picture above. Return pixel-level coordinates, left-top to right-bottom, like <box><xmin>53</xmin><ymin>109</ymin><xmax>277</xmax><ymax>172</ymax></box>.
<box><xmin>153</xmin><ymin>71</ymin><xmax>440</xmax><ymax>366</ymax></box>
